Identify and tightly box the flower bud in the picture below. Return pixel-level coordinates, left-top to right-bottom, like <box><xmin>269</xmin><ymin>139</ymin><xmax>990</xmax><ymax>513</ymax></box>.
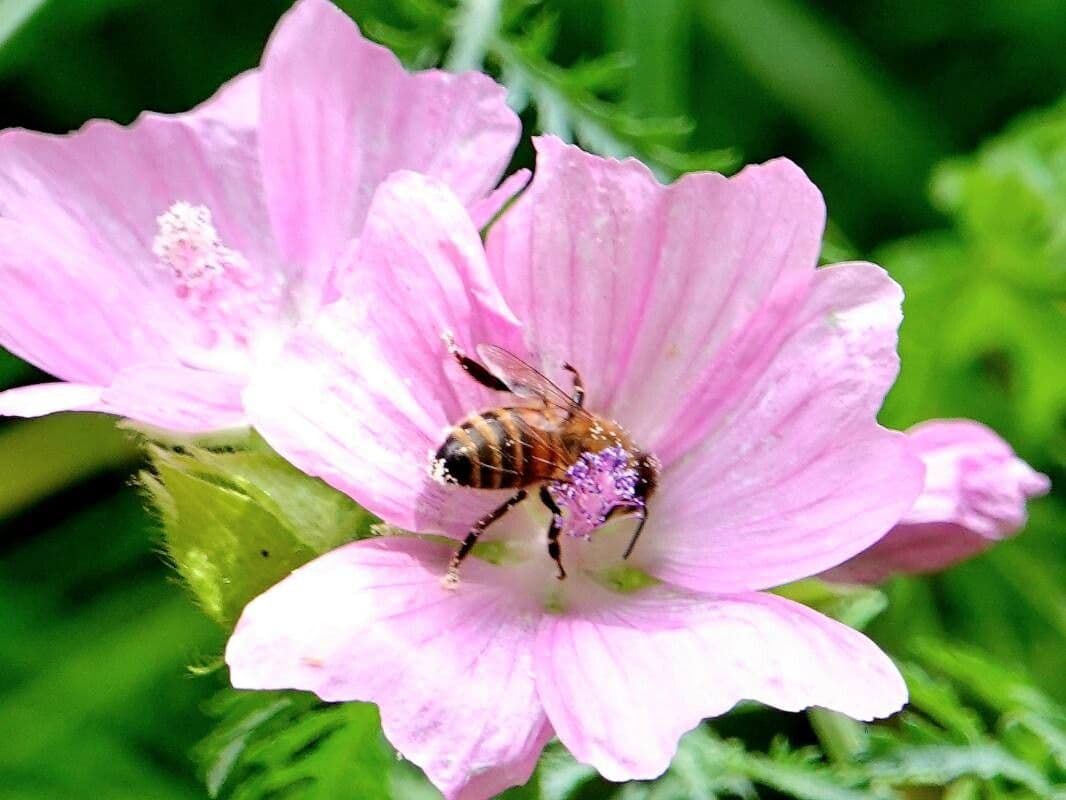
<box><xmin>825</xmin><ymin>419</ymin><xmax>1049</xmax><ymax>583</ymax></box>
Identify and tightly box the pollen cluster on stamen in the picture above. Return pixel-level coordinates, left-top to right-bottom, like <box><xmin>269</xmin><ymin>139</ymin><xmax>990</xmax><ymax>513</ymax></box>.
<box><xmin>152</xmin><ymin>202</ymin><xmax>249</xmax><ymax>295</ymax></box>
<box><xmin>549</xmin><ymin>446</ymin><xmax>642</xmax><ymax>540</ymax></box>
<box><xmin>151</xmin><ymin>202</ymin><xmax>283</xmax><ymax>345</ymax></box>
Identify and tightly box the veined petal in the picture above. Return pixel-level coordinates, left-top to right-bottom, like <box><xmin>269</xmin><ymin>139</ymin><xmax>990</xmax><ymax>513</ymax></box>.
<box><xmin>0</xmin><ymin>220</ymin><xmax>169</xmax><ymax>383</ymax></box>
<box><xmin>100</xmin><ymin>364</ymin><xmax>247</xmax><ymax>433</ymax></box>
<box><xmin>484</xmin><ymin>138</ymin><xmax>823</xmax><ymax>437</ymax></box>
<box><xmin>226</xmin><ymin>538</ymin><xmax>547</xmax><ymax>800</ymax></box>
<box><xmin>245</xmin><ymin>172</ymin><xmax>521</xmax><ymax>533</ymax></box>
<box><xmin>640</xmin><ymin>262</ymin><xmax>925</xmax><ymax>592</ymax></box>
<box><xmin>535</xmin><ymin>586</ymin><xmax>905</xmax><ymax>782</ymax></box>
<box><xmin>0</xmin><ymin>70</ymin><xmax>276</xmax><ymax>388</ymax></box>
<box><xmin>0</xmin><ymin>382</ymin><xmax>104</xmax><ymax>417</ymax></box>
<box><xmin>259</xmin><ymin>0</ymin><xmax>520</xmax><ymax>295</ymax></box>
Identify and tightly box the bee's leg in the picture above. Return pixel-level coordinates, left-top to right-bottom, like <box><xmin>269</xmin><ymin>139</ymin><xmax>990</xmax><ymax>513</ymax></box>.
<box><xmin>539</xmin><ymin>485</ymin><xmax>567</xmax><ymax>579</ymax></box>
<box><xmin>562</xmin><ymin>362</ymin><xmax>585</xmax><ymax>409</ymax></box>
<box><xmin>444</xmin><ymin>334</ymin><xmax>509</xmax><ymax>392</ymax></box>
<box><xmin>603</xmin><ymin>503</ymin><xmax>648</xmax><ymax>559</ymax></box>
<box><xmin>622</xmin><ymin>506</ymin><xmax>648</xmax><ymax>559</ymax></box>
<box><xmin>447</xmin><ymin>489</ymin><xmax>527</xmax><ymax>582</ymax></box>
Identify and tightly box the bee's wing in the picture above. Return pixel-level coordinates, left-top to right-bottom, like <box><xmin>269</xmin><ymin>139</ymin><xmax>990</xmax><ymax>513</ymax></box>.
<box><xmin>477</xmin><ymin>344</ymin><xmax>589</xmax><ymax>418</ymax></box>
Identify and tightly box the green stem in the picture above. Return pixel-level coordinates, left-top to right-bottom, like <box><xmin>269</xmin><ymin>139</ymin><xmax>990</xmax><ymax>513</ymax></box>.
<box><xmin>808</xmin><ymin>708</ymin><xmax>867</xmax><ymax>764</ymax></box>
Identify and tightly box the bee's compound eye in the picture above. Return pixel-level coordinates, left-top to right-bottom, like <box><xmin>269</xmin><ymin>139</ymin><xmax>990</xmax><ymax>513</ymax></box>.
<box><xmin>634</xmin><ymin>453</ymin><xmax>660</xmax><ymax>500</ymax></box>
<box><xmin>432</xmin><ymin>439</ymin><xmax>473</xmax><ymax>486</ymax></box>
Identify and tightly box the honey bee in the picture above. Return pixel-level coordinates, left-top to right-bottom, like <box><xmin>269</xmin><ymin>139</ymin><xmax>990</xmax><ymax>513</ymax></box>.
<box><xmin>432</xmin><ymin>340</ymin><xmax>659</xmax><ymax>580</ymax></box>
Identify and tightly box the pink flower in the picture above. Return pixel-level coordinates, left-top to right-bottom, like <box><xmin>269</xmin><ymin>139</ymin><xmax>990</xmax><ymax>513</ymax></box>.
<box><xmin>226</xmin><ymin>138</ymin><xmax>926</xmax><ymax>798</ymax></box>
<box><xmin>0</xmin><ymin>0</ymin><xmax>522</xmax><ymax>432</ymax></box>
<box><xmin>824</xmin><ymin>419</ymin><xmax>1050</xmax><ymax>583</ymax></box>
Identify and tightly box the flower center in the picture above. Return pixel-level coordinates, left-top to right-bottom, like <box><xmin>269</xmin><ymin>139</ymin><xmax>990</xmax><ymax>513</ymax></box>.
<box><xmin>153</xmin><ymin>202</ymin><xmax>250</xmax><ymax>300</ymax></box>
<box><xmin>549</xmin><ymin>446</ymin><xmax>644</xmax><ymax>540</ymax></box>
<box><xmin>152</xmin><ymin>202</ymin><xmax>283</xmax><ymax>364</ymax></box>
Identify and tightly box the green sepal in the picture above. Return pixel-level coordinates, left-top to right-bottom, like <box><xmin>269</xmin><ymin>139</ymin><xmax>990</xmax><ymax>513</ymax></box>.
<box><xmin>140</xmin><ymin>432</ymin><xmax>373</xmax><ymax>628</ymax></box>
<box><xmin>773</xmin><ymin>578</ymin><xmax>888</xmax><ymax>631</ymax></box>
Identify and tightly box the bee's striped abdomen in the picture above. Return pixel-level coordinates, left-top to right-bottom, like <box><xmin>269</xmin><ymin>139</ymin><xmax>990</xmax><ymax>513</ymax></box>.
<box><xmin>433</xmin><ymin>407</ymin><xmax>563</xmax><ymax>490</ymax></box>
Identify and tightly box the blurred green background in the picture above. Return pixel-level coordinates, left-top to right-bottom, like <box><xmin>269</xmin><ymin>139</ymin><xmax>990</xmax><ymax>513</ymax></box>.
<box><xmin>0</xmin><ymin>1</ymin><xmax>1063</xmax><ymax>798</ymax></box>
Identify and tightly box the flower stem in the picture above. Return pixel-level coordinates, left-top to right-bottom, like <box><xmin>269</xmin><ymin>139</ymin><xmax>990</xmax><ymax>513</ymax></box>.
<box><xmin>808</xmin><ymin>708</ymin><xmax>867</xmax><ymax>763</ymax></box>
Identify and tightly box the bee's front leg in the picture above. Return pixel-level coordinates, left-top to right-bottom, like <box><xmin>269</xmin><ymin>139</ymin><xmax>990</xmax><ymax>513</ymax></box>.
<box><xmin>561</xmin><ymin>362</ymin><xmax>585</xmax><ymax>409</ymax></box>
<box><xmin>443</xmin><ymin>333</ymin><xmax>509</xmax><ymax>392</ymax></box>
<box><xmin>540</xmin><ymin>485</ymin><xmax>567</xmax><ymax>579</ymax></box>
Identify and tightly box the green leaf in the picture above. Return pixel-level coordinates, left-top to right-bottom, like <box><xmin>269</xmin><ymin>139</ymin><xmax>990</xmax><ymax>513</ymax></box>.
<box><xmin>862</xmin><ymin>743</ymin><xmax>1050</xmax><ymax>795</ymax></box>
<box><xmin>898</xmin><ymin>662</ymin><xmax>985</xmax><ymax>743</ymax></box>
<box><xmin>142</xmin><ymin>437</ymin><xmax>372</xmax><ymax>627</ymax></box>
<box><xmin>446</xmin><ymin>0</ymin><xmax>501</xmax><ymax>71</ymax></box>
<box><xmin>489</xmin><ymin>12</ymin><xmax>737</xmax><ymax>180</ymax></box>
<box><xmin>535</xmin><ymin>743</ymin><xmax>597</xmax><ymax>800</ymax></box>
<box><xmin>534</xmin><ymin>727</ymin><xmax>887</xmax><ymax>800</ymax></box>
<box><xmin>879</xmin><ymin>98</ymin><xmax>1066</xmax><ymax>452</ymax></box>
<box><xmin>931</xmin><ymin>98</ymin><xmax>1066</xmax><ymax>295</ymax></box>
<box><xmin>693</xmin><ymin>732</ymin><xmax>875</xmax><ymax>800</ymax></box>
<box><xmin>198</xmin><ymin>691</ymin><xmax>396</xmax><ymax>800</ymax></box>
<box><xmin>911</xmin><ymin>640</ymin><xmax>1066</xmax><ymax>723</ymax></box>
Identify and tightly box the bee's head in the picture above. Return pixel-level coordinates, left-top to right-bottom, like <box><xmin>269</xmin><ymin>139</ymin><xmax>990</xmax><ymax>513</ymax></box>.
<box><xmin>632</xmin><ymin>451</ymin><xmax>660</xmax><ymax>502</ymax></box>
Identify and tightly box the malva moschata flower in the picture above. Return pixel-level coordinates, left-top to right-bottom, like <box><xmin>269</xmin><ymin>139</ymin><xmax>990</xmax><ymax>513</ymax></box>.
<box><xmin>226</xmin><ymin>137</ymin><xmax>928</xmax><ymax>799</ymax></box>
<box><xmin>824</xmin><ymin>419</ymin><xmax>1049</xmax><ymax>583</ymax></box>
<box><xmin>0</xmin><ymin>0</ymin><xmax>522</xmax><ymax>432</ymax></box>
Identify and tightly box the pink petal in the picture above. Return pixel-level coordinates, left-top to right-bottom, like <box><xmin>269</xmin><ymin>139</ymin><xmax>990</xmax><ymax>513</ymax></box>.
<box><xmin>639</xmin><ymin>262</ymin><xmax>925</xmax><ymax>592</ymax></box>
<box><xmin>0</xmin><ymin>220</ymin><xmax>168</xmax><ymax>383</ymax></box>
<box><xmin>0</xmin><ymin>382</ymin><xmax>104</xmax><ymax>417</ymax></box>
<box><xmin>100</xmin><ymin>364</ymin><xmax>247</xmax><ymax>432</ymax></box>
<box><xmin>258</xmin><ymin>0</ymin><xmax>520</xmax><ymax>296</ymax></box>
<box><xmin>535</xmin><ymin>586</ymin><xmax>905</xmax><ymax>781</ymax></box>
<box><xmin>825</xmin><ymin>419</ymin><xmax>1050</xmax><ymax>583</ymax></box>
<box><xmin>483</xmin><ymin>138</ymin><xmax>822</xmax><ymax>441</ymax></box>
<box><xmin>245</xmin><ymin>172</ymin><xmax>521</xmax><ymax>533</ymax></box>
<box><xmin>226</xmin><ymin>538</ymin><xmax>548</xmax><ymax>800</ymax></box>
<box><xmin>0</xmin><ymin>70</ymin><xmax>275</xmax><ymax>384</ymax></box>
<box><xmin>468</xmin><ymin>169</ymin><xmax>532</xmax><ymax>231</ymax></box>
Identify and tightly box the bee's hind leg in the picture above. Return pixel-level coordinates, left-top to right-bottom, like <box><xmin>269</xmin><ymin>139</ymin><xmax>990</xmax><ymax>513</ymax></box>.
<box><xmin>444</xmin><ymin>333</ymin><xmax>509</xmax><ymax>392</ymax></box>
<box><xmin>446</xmin><ymin>489</ymin><xmax>527</xmax><ymax>584</ymax></box>
<box><xmin>540</xmin><ymin>485</ymin><xmax>567</xmax><ymax>579</ymax></box>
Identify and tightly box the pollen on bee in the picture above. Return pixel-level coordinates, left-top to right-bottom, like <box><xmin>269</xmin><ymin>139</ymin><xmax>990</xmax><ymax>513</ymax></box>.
<box><xmin>441</xmin><ymin>571</ymin><xmax>461</xmax><ymax>590</ymax></box>
<box><xmin>430</xmin><ymin>456</ymin><xmax>453</xmax><ymax>485</ymax></box>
